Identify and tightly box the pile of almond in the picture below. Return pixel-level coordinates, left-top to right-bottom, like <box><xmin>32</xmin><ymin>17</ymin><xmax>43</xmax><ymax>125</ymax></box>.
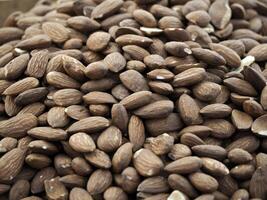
<box><xmin>0</xmin><ymin>0</ymin><xmax>267</xmax><ymax>199</ymax></box>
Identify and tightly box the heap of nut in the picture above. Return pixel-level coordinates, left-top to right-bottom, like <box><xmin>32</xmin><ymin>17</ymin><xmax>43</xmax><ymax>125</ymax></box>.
<box><xmin>0</xmin><ymin>0</ymin><xmax>267</xmax><ymax>199</ymax></box>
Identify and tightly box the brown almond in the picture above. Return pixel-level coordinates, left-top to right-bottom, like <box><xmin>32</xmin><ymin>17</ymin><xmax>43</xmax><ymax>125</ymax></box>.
<box><xmin>59</xmin><ymin>174</ymin><xmax>86</xmax><ymax>188</ymax></box>
<box><xmin>83</xmin><ymin>91</ymin><xmax>117</xmax><ymax>104</ymax></box>
<box><xmin>145</xmin><ymin>113</ymin><xmax>183</xmax><ymax>136</ymax></box>
<box><xmin>87</xmin><ymin>169</ymin><xmax>112</xmax><ymax>195</ymax></box>
<box><xmin>42</xmin><ymin>22</ymin><xmax>69</xmax><ymax>43</ymax></box>
<box><xmin>47</xmin><ymin>107</ymin><xmax>69</xmax><ymax>128</ymax></box>
<box><xmin>104</xmin><ymin>52</ymin><xmax>126</xmax><ymax>73</ymax></box>
<box><xmin>3</xmin><ymin>77</ymin><xmax>39</xmax><ymax>96</ymax></box>
<box><xmin>115</xmin><ymin>167</ymin><xmax>140</xmax><ymax>193</ymax></box>
<box><xmin>137</xmin><ymin>176</ymin><xmax>169</xmax><ymax>193</ymax></box>
<box><xmin>168</xmin><ymin>174</ymin><xmax>197</xmax><ymax>198</ymax></box>
<box><xmin>28</xmin><ymin>140</ymin><xmax>58</xmax><ymax>155</ymax></box>
<box><xmin>84</xmin><ymin>61</ymin><xmax>108</xmax><ymax>80</ymax></box>
<box><xmin>67</xmin><ymin>16</ymin><xmax>100</xmax><ymax>33</ymax></box>
<box><xmin>192</xmin><ymin>48</ymin><xmax>226</xmax><ymax>66</ymax></box>
<box><xmin>81</xmin><ymin>78</ymin><xmax>118</xmax><ymax>93</ymax></box>
<box><xmin>27</xmin><ymin>127</ymin><xmax>67</xmax><ymax>141</ymax></box>
<box><xmin>84</xmin><ymin>149</ymin><xmax>111</xmax><ymax>169</ymax></box>
<box><xmin>0</xmin><ymin>148</ymin><xmax>26</xmax><ymax>182</ymax></box>
<box><xmin>9</xmin><ymin>179</ymin><xmax>30</xmax><ymax>200</ymax></box>
<box><xmin>133</xmin><ymin>148</ymin><xmax>164</xmax><ymax>177</ymax></box>
<box><xmin>226</xmin><ymin>135</ymin><xmax>260</xmax><ymax>153</ymax></box>
<box><xmin>204</xmin><ymin>119</ymin><xmax>235</xmax><ymax>139</ymax></box>
<box><xmin>128</xmin><ymin>115</ymin><xmax>145</xmax><ymax>151</ymax></box>
<box><xmin>147</xmin><ymin>69</ymin><xmax>174</xmax><ymax>81</ymax></box>
<box><xmin>149</xmin><ymin>81</ymin><xmax>173</xmax><ymax>95</ymax></box>
<box><xmin>14</xmin><ymin>87</ymin><xmax>48</xmax><ymax>106</ymax></box>
<box><xmin>165</xmin><ymin>42</ymin><xmax>191</xmax><ymax>58</ymax></box>
<box><xmin>228</xmin><ymin>148</ymin><xmax>253</xmax><ymax>164</ymax></box>
<box><xmin>26</xmin><ymin>50</ymin><xmax>49</xmax><ymax>78</ymax></box>
<box><xmin>192</xmin><ymin>145</ymin><xmax>227</xmax><ymax>160</ymax></box>
<box><xmin>71</xmin><ymin>157</ymin><xmax>92</xmax><ymax>177</ymax></box>
<box><xmin>180</xmin><ymin>133</ymin><xmax>205</xmax><ymax>147</ymax></box>
<box><xmin>0</xmin><ymin>27</ymin><xmax>23</xmax><ymax>45</ymax></box>
<box><xmin>69</xmin><ymin>187</ymin><xmax>93</xmax><ymax>200</ymax></box>
<box><xmin>18</xmin><ymin>102</ymin><xmax>45</xmax><ymax>117</ymax></box>
<box><xmin>172</xmin><ymin>68</ymin><xmax>206</xmax><ymax>87</ymax></box>
<box><xmin>53</xmin><ymin>89</ymin><xmax>83</xmax><ymax>107</ymax></box>
<box><xmin>16</xmin><ymin>34</ymin><xmax>52</xmax><ymax>50</ymax></box>
<box><xmin>44</xmin><ymin>177</ymin><xmax>68</xmax><ymax>200</ymax></box>
<box><xmin>25</xmin><ymin>153</ymin><xmax>52</xmax><ymax>169</ymax></box>
<box><xmin>193</xmin><ymin>81</ymin><xmax>221</xmax><ymax>102</ymax></box>
<box><xmin>4</xmin><ymin>53</ymin><xmax>30</xmax><ymax>80</ymax></box>
<box><xmin>4</xmin><ymin>95</ymin><xmax>21</xmax><ymax>117</ymax></box>
<box><xmin>231</xmin><ymin>109</ymin><xmax>253</xmax><ymax>130</ymax></box>
<box><xmin>62</xmin><ymin>55</ymin><xmax>86</xmax><ymax>81</ymax></box>
<box><xmin>87</xmin><ymin>32</ymin><xmax>111</xmax><ymax>52</ymax></box>
<box><xmin>112</xmin><ymin>143</ymin><xmax>133</xmax><ymax>173</ymax></box>
<box><xmin>111</xmin><ymin>104</ymin><xmax>128</xmax><ymax>133</ymax></box>
<box><xmin>243</xmin><ymin>66</ymin><xmax>267</xmax><ymax>92</ymax></box>
<box><xmin>178</xmin><ymin>94</ymin><xmax>203</xmax><ymax>125</ymax></box>
<box><xmin>120</xmin><ymin>91</ymin><xmax>152</xmax><ymax>110</ymax></box>
<box><xmin>122</xmin><ymin>45</ymin><xmax>150</xmax><ymax>61</ymax></box>
<box><xmin>248</xmin><ymin>44</ymin><xmax>267</xmax><ymax>61</ymax></box>
<box><xmin>256</xmin><ymin>153</ymin><xmax>267</xmax><ymax>168</ymax></box>
<box><xmin>0</xmin><ymin>137</ymin><xmax>17</xmax><ymax>153</ymax></box>
<box><xmin>179</xmin><ymin>125</ymin><xmax>212</xmax><ymax>138</ymax></box>
<box><xmin>189</xmin><ymin>172</ymin><xmax>219</xmax><ymax>193</ymax></box>
<box><xmin>133</xmin><ymin>9</ymin><xmax>157</xmax><ymax>28</ymax></box>
<box><xmin>209</xmin><ymin>43</ymin><xmax>241</xmax><ymax>68</ymax></box>
<box><xmin>89</xmin><ymin>104</ymin><xmax>110</xmax><ymax>117</ymax></box>
<box><xmin>69</xmin><ymin>132</ymin><xmax>96</xmax><ymax>153</ymax></box>
<box><xmin>218</xmin><ymin>174</ymin><xmax>238</xmax><ymax>196</ymax></box>
<box><xmin>168</xmin><ymin>144</ymin><xmax>192</xmax><ymax>161</ymax></box>
<box><xmin>67</xmin><ymin>116</ymin><xmax>110</xmax><ymax>134</ymax></box>
<box><xmin>103</xmin><ymin>187</ymin><xmax>128</xmax><ymax>200</ymax></box>
<box><xmin>91</xmin><ymin>0</ymin><xmax>123</xmax><ymax>19</ymax></box>
<box><xmin>133</xmin><ymin>100</ymin><xmax>174</xmax><ymax>119</ymax></box>
<box><xmin>249</xmin><ymin>167</ymin><xmax>267</xmax><ymax>199</ymax></box>
<box><xmin>147</xmin><ymin>133</ymin><xmax>174</xmax><ymax>155</ymax></box>
<box><xmin>231</xmin><ymin>189</ymin><xmax>249</xmax><ymax>200</ymax></box>
<box><xmin>116</xmin><ymin>34</ymin><xmax>153</xmax><ymax>47</ymax></box>
<box><xmin>54</xmin><ymin>154</ymin><xmax>74</xmax><ymax>176</ymax></box>
<box><xmin>200</xmin><ymin>103</ymin><xmax>232</xmax><ymax>118</ymax></box>
<box><xmin>230</xmin><ymin>164</ymin><xmax>255</xmax><ymax>180</ymax></box>
<box><xmin>46</xmin><ymin>72</ymin><xmax>81</xmax><ymax>89</ymax></box>
<box><xmin>201</xmin><ymin>157</ymin><xmax>229</xmax><ymax>176</ymax></box>
<box><xmin>0</xmin><ymin>113</ymin><xmax>37</xmax><ymax>138</ymax></box>
<box><xmin>164</xmin><ymin>156</ymin><xmax>202</xmax><ymax>174</ymax></box>
<box><xmin>120</xmin><ymin>70</ymin><xmax>149</xmax><ymax>92</ymax></box>
<box><xmin>224</xmin><ymin>77</ymin><xmax>257</xmax><ymax>96</ymax></box>
<box><xmin>65</xmin><ymin>105</ymin><xmax>90</xmax><ymax>120</ymax></box>
<box><xmin>97</xmin><ymin>126</ymin><xmax>122</xmax><ymax>152</ymax></box>
<box><xmin>251</xmin><ymin>114</ymin><xmax>267</xmax><ymax>137</ymax></box>
<box><xmin>209</xmin><ymin>0</ymin><xmax>231</xmax><ymax>29</ymax></box>
<box><xmin>186</xmin><ymin>10</ymin><xmax>211</xmax><ymax>27</ymax></box>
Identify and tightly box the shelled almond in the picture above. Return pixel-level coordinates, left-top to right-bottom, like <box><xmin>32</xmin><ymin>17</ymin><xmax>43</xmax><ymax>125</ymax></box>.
<box><xmin>0</xmin><ymin>0</ymin><xmax>267</xmax><ymax>199</ymax></box>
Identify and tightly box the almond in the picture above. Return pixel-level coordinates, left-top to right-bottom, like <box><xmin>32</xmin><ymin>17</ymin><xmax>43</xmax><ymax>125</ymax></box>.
<box><xmin>67</xmin><ymin>116</ymin><xmax>110</xmax><ymax>134</ymax></box>
<box><xmin>164</xmin><ymin>156</ymin><xmax>202</xmax><ymax>174</ymax></box>
<box><xmin>69</xmin><ymin>132</ymin><xmax>96</xmax><ymax>153</ymax></box>
<box><xmin>86</xmin><ymin>169</ymin><xmax>112</xmax><ymax>195</ymax></box>
<box><xmin>133</xmin><ymin>148</ymin><xmax>164</xmax><ymax>177</ymax></box>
